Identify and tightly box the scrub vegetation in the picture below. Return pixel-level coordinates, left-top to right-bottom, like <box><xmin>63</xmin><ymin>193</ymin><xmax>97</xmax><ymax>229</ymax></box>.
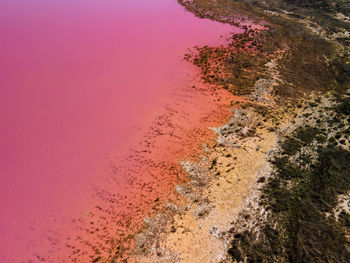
<box><xmin>229</xmin><ymin>97</ymin><xmax>350</xmax><ymax>262</ymax></box>
<box><xmin>180</xmin><ymin>0</ymin><xmax>349</xmax><ymax>98</ymax></box>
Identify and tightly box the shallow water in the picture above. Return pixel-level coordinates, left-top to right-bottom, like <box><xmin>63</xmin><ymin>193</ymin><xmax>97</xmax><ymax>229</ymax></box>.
<box><xmin>0</xmin><ymin>0</ymin><xmax>239</xmax><ymax>261</ymax></box>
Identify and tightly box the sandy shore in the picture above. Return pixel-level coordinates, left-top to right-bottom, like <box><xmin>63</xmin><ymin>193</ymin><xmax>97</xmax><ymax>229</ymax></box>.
<box><xmin>131</xmin><ymin>50</ymin><xmax>292</xmax><ymax>261</ymax></box>
<box><xmin>133</xmin><ymin>109</ymin><xmax>279</xmax><ymax>262</ymax></box>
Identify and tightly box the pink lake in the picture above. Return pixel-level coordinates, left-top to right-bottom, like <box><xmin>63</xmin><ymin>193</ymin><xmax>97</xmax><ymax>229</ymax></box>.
<box><xmin>0</xmin><ymin>0</ymin><xmax>241</xmax><ymax>261</ymax></box>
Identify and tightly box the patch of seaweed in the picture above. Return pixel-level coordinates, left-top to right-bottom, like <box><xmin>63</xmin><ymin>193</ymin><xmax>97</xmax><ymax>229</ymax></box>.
<box><xmin>184</xmin><ymin>30</ymin><xmax>271</xmax><ymax>95</ymax></box>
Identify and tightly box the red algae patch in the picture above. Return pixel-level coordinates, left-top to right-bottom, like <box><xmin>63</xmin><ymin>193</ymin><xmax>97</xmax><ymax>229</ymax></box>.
<box><xmin>15</xmin><ymin>73</ymin><xmax>241</xmax><ymax>262</ymax></box>
<box><xmin>57</xmin><ymin>75</ymin><xmax>240</xmax><ymax>262</ymax></box>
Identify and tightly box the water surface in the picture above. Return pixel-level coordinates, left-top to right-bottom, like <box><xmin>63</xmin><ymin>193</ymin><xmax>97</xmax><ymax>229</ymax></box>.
<box><xmin>0</xmin><ymin>0</ymin><xmax>238</xmax><ymax>261</ymax></box>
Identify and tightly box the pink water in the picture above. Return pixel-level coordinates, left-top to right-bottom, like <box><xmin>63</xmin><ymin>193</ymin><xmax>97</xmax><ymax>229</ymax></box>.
<box><xmin>0</xmin><ymin>0</ymin><xmax>239</xmax><ymax>261</ymax></box>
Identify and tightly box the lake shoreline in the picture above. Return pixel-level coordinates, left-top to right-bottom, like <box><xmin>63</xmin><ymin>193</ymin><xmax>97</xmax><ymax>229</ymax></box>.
<box><xmin>131</xmin><ymin>0</ymin><xmax>350</xmax><ymax>262</ymax></box>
